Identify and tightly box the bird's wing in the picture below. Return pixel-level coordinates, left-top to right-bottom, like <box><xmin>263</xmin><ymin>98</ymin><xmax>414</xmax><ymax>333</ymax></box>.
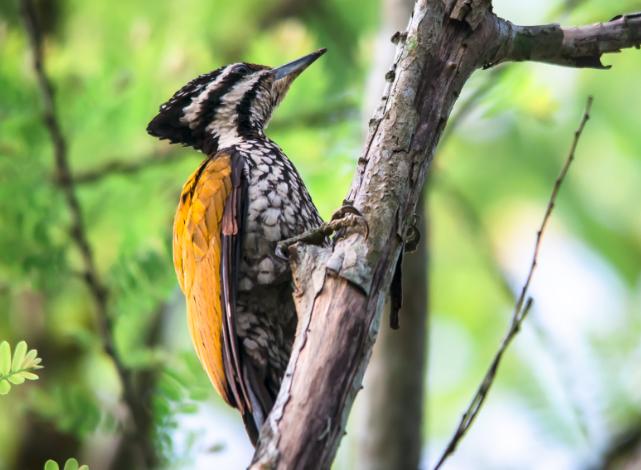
<box><xmin>173</xmin><ymin>151</ymin><xmax>251</xmax><ymax>418</ymax></box>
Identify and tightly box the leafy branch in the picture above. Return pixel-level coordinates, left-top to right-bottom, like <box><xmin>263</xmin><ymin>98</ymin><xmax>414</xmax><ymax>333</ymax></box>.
<box><xmin>0</xmin><ymin>340</ymin><xmax>43</xmax><ymax>395</ymax></box>
<box><xmin>20</xmin><ymin>0</ymin><xmax>157</xmax><ymax>466</ymax></box>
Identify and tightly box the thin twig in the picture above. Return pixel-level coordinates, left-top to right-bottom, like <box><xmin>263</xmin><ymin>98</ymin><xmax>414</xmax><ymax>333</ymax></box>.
<box><xmin>72</xmin><ymin>149</ymin><xmax>184</xmax><ymax>184</ymax></box>
<box><xmin>433</xmin><ymin>96</ymin><xmax>593</xmax><ymax>470</ymax></box>
<box><xmin>70</xmin><ymin>103</ymin><xmax>357</xmax><ymax>185</ymax></box>
<box><xmin>20</xmin><ymin>0</ymin><xmax>155</xmax><ymax>466</ymax></box>
<box><xmin>440</xmin><ymin>68</ymin><xmax>506</xmax><ymax>145</ymax></box>
<box><xmin>434</xmin><ymin>68</ymin><xmax>514</xmax><ymax>302</ymax></box>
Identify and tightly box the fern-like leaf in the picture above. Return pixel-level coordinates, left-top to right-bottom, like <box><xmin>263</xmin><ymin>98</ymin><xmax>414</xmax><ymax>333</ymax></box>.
<box><xmin>44</xmin><ymin>458</ymin><xmax>89</xmax><ymax>470</ymax></box>
<box><xmin>0</xmin><ymin>340</ymin><xmax>43</xmax><ymax>395</ymax></box>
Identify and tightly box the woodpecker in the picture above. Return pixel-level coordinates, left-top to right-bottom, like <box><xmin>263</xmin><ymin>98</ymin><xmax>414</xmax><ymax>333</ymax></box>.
<box><xmin>147</xmin><ymin>49</ymin><xmax>327</xmax><ymax>443</ymax></box>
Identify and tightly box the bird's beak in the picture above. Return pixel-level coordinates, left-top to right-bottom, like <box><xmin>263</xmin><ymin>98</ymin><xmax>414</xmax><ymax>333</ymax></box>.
<box><xmin>272</xmin><ymin>48</ymin><xmax>327</xmax><ymax>80</ymax></box>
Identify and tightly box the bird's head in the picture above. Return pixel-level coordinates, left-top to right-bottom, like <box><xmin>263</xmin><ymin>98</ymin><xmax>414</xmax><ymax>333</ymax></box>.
<box><xmin>147</xmin><ymin>48</ymin><xmax>326</xmax><ymax>154</ymax></box>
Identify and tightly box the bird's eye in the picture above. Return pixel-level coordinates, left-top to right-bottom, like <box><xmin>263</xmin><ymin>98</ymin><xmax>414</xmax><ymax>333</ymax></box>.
<box><xmin>235</xmin><ymin>64</ymin><xmax>251</xmax><ymax>74</ymax></box>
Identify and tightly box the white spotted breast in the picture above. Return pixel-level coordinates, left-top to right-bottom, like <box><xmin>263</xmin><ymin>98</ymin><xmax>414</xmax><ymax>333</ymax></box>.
<box><xmin>234</xmin><ymin>138</ymin><xmax>322</xmax><ymax>290</ymax></box>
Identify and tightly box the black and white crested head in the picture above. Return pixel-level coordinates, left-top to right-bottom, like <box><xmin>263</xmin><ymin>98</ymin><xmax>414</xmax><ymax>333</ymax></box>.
<box><xmin>147</xmin><ymin>49</ymin><xmax>326</xmax><ymax>155</ymax></box>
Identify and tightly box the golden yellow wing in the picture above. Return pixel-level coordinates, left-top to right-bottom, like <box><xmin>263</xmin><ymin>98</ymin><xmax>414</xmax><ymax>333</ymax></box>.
<box><xmin>173</xmin><ymin>154</ymin><xmax>234</xmax><ymax>404</ymax></box>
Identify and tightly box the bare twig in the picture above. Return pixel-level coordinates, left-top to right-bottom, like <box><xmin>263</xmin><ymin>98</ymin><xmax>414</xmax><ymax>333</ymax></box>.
<box><xmin>251</xmin><ymin>0</ymin><xmax>641</xmax><ymax>461</ymax></box>
<box><xmin>20</xmin><ymin>0</ymin><xmax>155</xmax><ymax>466</ymax></box>
<box><xmin>434</xmin><ymin>0</ymin><xmax>598</xmax><ymax>304</ymax></box>
<box><xmin>434</xmin><ymin>68</ymin><xmax>514</xmax><ymax>301</ymax></box>
<box><xmin>111</xmin><ymin>296</ymin><xmax>173</xmax><ymax>468</ymax></box>
<box><xmin>70</xmin><ymin>102</ymin><xmax>356</xmax><ymax>185</ymax></box>
<box><xmin>72</xmin><ymin>149</ymin><xmax>184</xmax><ymax>184</ymax></box>
<box><xmin>433</xmin><ymin>96</ymin><xmax>593</xmax><ymax>470</ymax></box>
<box><xmin>270</xmin><ymin>100</ymin><xmax>358</xmax><ymax>131</ymax></box>
<box><xmin>440</xmin><ymin>67</ymin><xmax>506</xmax><ymax>144</ymax></box>
<box><xmin>435</xmin><ymin>68</ymin><xmax>515</xmax><ymax>300</ymax></box>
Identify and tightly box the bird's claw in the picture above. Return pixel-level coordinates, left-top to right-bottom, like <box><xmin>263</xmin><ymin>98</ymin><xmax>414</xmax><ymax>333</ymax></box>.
<box><xmin>275</xmin><ymin>242</ymin><xmax>289</xmax><ymax>260</ymax></box>
<box><xmin>274</xmin><ymin>202</ymin><xmax>369</xmax><ymax>260</ymax></box>
<box><xmin>330</xmin><ymin>201</ymin><xmax>369</xmax><ymax>240</ymax></box>
<box><xmin>330</xmin><ymin>202</ymin><xmax>362</xmax><ymax>222</ymax></box>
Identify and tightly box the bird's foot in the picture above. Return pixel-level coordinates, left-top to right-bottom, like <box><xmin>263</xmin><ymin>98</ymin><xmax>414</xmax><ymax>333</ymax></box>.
<box><xmin>275</xmin><ymin>202</ymin><xmax>369</xmax><ymax>259</ymax></box>
<box><xmin>327</xmin><ymin>201</ymin><xmax>369</xmax><ymax>240</ymax></box>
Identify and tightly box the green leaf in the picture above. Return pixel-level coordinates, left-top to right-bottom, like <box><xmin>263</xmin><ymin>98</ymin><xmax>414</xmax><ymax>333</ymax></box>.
<box><xmin>0</xmin><ymin>341</ymin><xmax>10</xmax><ymax>375</ymax></box>
<box><xmin>0</xmin><ymin>341</ymin><xmax>42</xmax><ymax>395</ymax></box>
<box><xmin>177</xmin><ymin>403</ymin><xmax>199</xmax><ymax>414</ymax></box>
<box><xmin>44</xmin><ymin>460</ymin><xmax>60</xmax><ymax>470</ymax></box>
<box><xmin>8</xmin><ymin>373</ymin><xmax>25</xmax><ymax>384</ymax></box>
<box><xmin>23</xmin><ymin>348</ymin><xmax>38</xmax><ymax>367</ymax></box>
<box><xmin>21</xmin><ymin>371</ymin><xmax>40</xmax><ymax>380</ymax></box>
<box><xmin>43</xmin><ymin>459</ymin><xmax>86</xmax><ymax>470</ymax></box>
<box><xmin>63</xmin><ymin>458</ymin><xmax>79</xmax><ymax>470</ymax></box>
<box><xmin>11</xmin><ymin>340</ymin><xmax>27</xmax><ymax>371</ymax></box>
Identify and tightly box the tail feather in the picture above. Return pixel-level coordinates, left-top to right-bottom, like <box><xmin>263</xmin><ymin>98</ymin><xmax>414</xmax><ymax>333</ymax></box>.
<box><xmin>240</xmin><ymin>362</ymin><xmax>275</xmax><ymax>446</ymax></box>
<box><xmin>241</xmin><ymin>410</ymin><xmax>260</xmax><ymax>446</ymax></box>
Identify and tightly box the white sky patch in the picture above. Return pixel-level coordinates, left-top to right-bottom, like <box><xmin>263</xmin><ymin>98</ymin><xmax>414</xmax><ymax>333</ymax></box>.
<box><xmin>492</xmin><ymin>0</ymin><xmax>550</xmax><ymax>24</ymax></box>
<box><xmin>498</xmin><ymin>207</ymin><xmax>627</xmax><ymax>345</ymax></box>
<box><xmin>428</xmin><ymin>316</ymin><xmax>476</xmax><ymax>394</ymax></box>
<box><xmin>427</xmin><ymin>396</ymin><xmax>579</xmax><ymax>470</ymax></box>
<box><xmin>493</xmin><ymin>205</ymin><xmax>629</xmax><ymax>462</ymax></box>
<box><xmin>171</xmin><ymin>402</ymin><xmax>253</xmax><ymax>469</ymax></box>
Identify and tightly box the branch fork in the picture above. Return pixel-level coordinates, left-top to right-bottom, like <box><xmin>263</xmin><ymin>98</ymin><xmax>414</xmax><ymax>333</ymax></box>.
<box><xmin>250</xmin><ymin>0</ymin><xmax>641</xmax><ymax>467</ymax></box>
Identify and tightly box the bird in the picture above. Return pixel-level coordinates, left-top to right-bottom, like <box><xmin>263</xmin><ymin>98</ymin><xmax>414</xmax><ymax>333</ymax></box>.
<box><xmin>146</xmin><ymin>49</ymin><xmax>327</xmax><ymax>444</ymax></box>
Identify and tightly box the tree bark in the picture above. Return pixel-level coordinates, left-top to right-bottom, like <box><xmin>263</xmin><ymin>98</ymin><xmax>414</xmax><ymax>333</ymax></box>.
<box><xmin>356</xmin><ymin>0</ymin><xmax>429</xmax><ymax>468</ymax></box>
<box><xmin>250</xmin><ymin>2</ymin><xmax>641</xmax><ymax>468</ymax></box>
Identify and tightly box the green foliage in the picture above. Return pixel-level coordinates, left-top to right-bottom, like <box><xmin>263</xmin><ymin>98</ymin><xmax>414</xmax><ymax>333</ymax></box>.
<box><xmin>44</xmin><ymin>458</ymin><xmax>89</xmax><ymax>470</ymax></box>
<box><xmin>30</xmin><ymin>384</ymin><xmax>102</xmax><ymax>438</ymax></box>
<box><xmin>108</xmin><ymin>247</ymin><xmax>175</xmax><ymax>367</ymax></box>
<box><xmin>153</xmin><ymin>352</ymin><xmax>213</xmax><ymax>463</ymax></box>
<box><xmin>0</xmin><ymin>340</ymin><xmax>42</xmax><ymax>395</ymax></box>
<box><xmin>0</xmin><ymin>0</ymin><xmax>640</xmax><ymax>468</ymax></box>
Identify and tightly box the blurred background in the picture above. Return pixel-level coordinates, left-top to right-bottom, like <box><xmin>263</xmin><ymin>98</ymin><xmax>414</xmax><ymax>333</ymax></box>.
<box><xmin>1</xmin><ymin>0</ymin><xmax>641</xmax><ymax>468</ymax></box>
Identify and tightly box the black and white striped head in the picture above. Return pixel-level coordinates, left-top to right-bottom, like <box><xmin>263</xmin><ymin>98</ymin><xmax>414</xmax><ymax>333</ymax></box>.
<box><xmin>147</xmin><ymin>48</ymin><xmax>326</xmax><ymax>154</ymax></box>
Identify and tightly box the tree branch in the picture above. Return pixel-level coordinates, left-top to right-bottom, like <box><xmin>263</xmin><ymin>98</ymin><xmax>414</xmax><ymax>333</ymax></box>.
<box><xmin>356</xmin><ymin>0</ymin><xmax>428</xmax><ymax>467</ymax></box>
<box><xmin>72</xmin><ymin>149</ymin><xmax>184</xmax><ymax>184</ymax></box>
<box><xmin>433</xmin><ymin>96</ymin><xmax>593</xmax><ymax>469</ymax></box>
<box><xmin>20</xmin><ymin>1</ymin><xmax>155</xmax><ymax>466</ymax></box>
<box><xmin>252</xmin><ymin>1</ymin><xmax>499</xmax><ymax>467</ymax></box>
<box><xmin>70</xmin><ymin>103</ymin><xmax>356</xmax><ymax>185</ymax></box>
<box><xmin>492</xmin><ymin>12</ymin><xmax>641</xmax><ymax>68</ymax></box>
<box><xmin>248</xmin><ymin>0</ymin><xmax>641</xmax><ymax>462</ymax></box>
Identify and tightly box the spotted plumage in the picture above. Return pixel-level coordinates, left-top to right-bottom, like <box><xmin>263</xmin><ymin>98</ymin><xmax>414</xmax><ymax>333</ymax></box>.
<box><xmin>147</xmin><ymin>49</ymin><xmax>326</xmax><ymax>443</ymax></box>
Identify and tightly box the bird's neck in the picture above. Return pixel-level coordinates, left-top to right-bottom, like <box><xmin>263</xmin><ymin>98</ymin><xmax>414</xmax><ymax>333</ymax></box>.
<box><xmin>202</xmin><ymin>125</ymin><xmax>266</xmax><ymax>155</ymax></box>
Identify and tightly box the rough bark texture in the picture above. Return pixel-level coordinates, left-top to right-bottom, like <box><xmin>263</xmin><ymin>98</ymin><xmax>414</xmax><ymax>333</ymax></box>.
<box><xmin>252</xmin><ymin>2</ymin><xmax>495</xmax><ymax>467</ymax></box>
<box><xmin>493</xmin><ymin>12</ymin><xmax>641</xmax><ymax>68</ymax></box>
<box><xmin>250</xmin><ymin>2</ymin><xmax>641</xmax><ymax>468</ymax></box>
<box><xmin>356</xmin><ymin>0</ymin><xmax>429</xmax><ymax>468</ymax></box>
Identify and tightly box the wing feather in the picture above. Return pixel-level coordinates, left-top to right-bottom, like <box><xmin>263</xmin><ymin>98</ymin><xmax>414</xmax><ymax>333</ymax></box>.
<box><xmin>173</xmin><ymin>151</ymin><xmax>256</xmax><ymax>437</ymax></box>
<box><xmin>173</xmin><ymin>154</ymin><xmax>236</xmax><ymax>405</ymax></box>
<box><xmin>174</xmin><ymin>152</ymin><xmax>262</xmax><ymax>442</ymax></box>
